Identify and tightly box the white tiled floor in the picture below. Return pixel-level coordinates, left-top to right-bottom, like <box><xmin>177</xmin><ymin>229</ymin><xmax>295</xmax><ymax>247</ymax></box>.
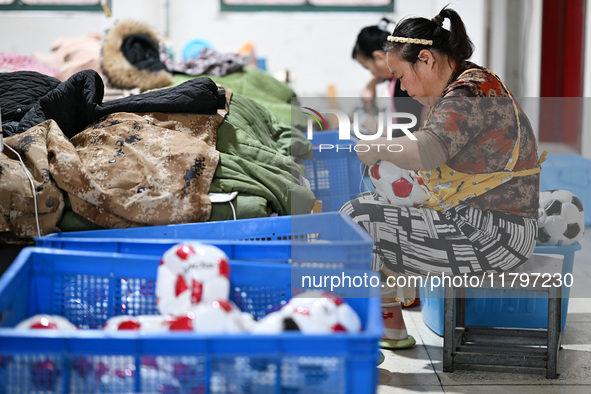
<box><xmin>378</xmin><ymin>227</ymin><xmax>591</xmax><ymax>393</ymax></box>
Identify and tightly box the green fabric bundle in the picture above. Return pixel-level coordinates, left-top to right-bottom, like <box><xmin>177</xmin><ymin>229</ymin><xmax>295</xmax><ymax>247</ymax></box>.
<box><xmin>209</xmin><ymin>92</ymin><xmax>315</xmax><ymax>220</ymax></box>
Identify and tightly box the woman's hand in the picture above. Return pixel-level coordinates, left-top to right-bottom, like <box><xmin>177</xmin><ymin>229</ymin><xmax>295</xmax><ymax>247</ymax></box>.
<box><xmin>356</xmin><ymin>136</ymin><xmax>426</xmax><ymax>171</ymax></box>
<box><xmin>360</xmin><ymin>77</ymin><xmax>384</xmax><ymax>109</ymax></box>
<box><xmin>360</xmin><ymin>85</ymin><xmax>376</xmax><ymax>101</ymax></box>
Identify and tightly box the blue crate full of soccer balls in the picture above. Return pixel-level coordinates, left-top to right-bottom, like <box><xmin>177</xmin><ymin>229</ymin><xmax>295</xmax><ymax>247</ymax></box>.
<box><xmin>0</xmin><ymin>247</ymin><xmax>382</xmax><ymax>394</ymax></box>
<box><xmin>36</xmin><ymin>212</ymin><xmax>374</xmax><ymax>270</ymax></box>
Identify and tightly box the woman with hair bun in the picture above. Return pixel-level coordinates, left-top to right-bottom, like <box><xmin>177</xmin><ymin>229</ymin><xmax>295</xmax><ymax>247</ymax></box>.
<box><xmin>352</xmin><ymin>18</ymin><xmax>426</xmax><ymax>135</ymax></box>
<box><xmin>341</xmin><ymin>7</ymin><xmax>543</xmax><ymax>348</ymax></box>
<box><xmin>352</xmin><ymin>18</ymin><xmax>429</xmax><ymax>350</ymax></box>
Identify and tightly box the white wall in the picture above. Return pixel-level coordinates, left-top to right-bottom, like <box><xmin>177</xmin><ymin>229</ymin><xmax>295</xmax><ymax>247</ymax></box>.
<box><xmin>502</xmin><ymin>0</ymin><xmax>542</xmax><ymax>139</ymax></box>
<box><xmin>0</xmin><ymin>0</ymin><xmax>487</xmax><ymax>97</ymax></box>
<box><xmin>166</xmin><ymin>0</ymin><xmax>488</xmax><ymax>97</ymax></box>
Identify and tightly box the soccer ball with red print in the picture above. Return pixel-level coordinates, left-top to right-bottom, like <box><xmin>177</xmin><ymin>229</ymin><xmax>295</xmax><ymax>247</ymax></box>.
<box><xmin>368</xmin><ymin>160</ymin><xmax>427</xmax><ymax>207</ymax></box>
<box><xmin>15</xmin><ymin>314</ymin><xmax>77</xmax><ymax>330</ymax></box>
<box><xmin>537</xmin><ymin>189</ymin><xmax>585</xmax><ymax>246</ymax></box>
<box><xmin>103</xmin><ymin>314</ymin><xmax>168</xmax><ymax>332</ymax></box>
<box><xmin>252</xmin><ymin>290</ymin><xmax>362</xmax><ymax>334</ymax></box>
<box><xmin>14</xmin><ymin>315</ymin><xmax>76</xmax><ymax>391</ymax></box>
<box><xmin>167</xmin><ymin>300</ymin><xmax>253</xmax><ymax>333</ymax></box>
<box><xmin>156</xmin><ymin>242</ymin><xmax>230</xmax><ymax>315</ymax></box>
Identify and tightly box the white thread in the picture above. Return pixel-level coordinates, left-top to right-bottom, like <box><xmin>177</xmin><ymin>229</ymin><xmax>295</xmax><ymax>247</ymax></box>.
<box><xmin>4</xmin><ymin>144</ymin><xmax>41</xmax><ymax>238</ymax></box>
<box><xmin>359</xmin><ymin>161</ymin><xmax>380</xmax><ymax>200</ymax></box>
<box><xmin>358</xmin><ymin>161</ymin><xmax>366</xmax><ymax>195</ymax></box>
<box><xmin>229</xmin><ymin>200</ymin><xmax>237</xmax><ymax>221</ymax></box>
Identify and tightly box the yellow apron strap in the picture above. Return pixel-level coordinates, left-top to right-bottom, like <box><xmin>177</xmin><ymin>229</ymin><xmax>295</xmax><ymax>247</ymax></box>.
<box><xmin>539</xmin><ymin>150</ymin><xmax>548</xmax><ymax>165</ymax></box>
<box><xmin>511</xmin><ymin>150</ymin><xmax>548</xmax><ymax>177</ymax></box>
<box><xmin>515</xmin><ymin>167</ymin><xmax>541</xmax><ymax>177</ymax></box>
<box><xmin>418</xmin><ymin>67</ymin><xmax>540</xmax><ymax>212</ymax></box>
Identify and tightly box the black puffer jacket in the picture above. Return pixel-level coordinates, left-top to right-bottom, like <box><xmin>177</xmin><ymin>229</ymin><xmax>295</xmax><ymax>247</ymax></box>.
<box><xmin>1</xmin><ymin>69</ymin><xmax>226</xmax><ymax>138</ymax></box>
<box><xmin>0</xmin><ymin>71</ymin><xmax>61</xmax><ymax>135</ymax></box>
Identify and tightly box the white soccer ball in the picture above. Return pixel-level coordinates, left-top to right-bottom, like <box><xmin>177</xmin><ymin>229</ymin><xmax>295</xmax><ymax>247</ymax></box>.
<box><xmin>191</xmin><ymin>300</ymin><xmax>252</xmax><ymax>334</ymax></box>
<box><xmin>156</xmin><ymin>242</ymin><xmax>230</xmax><ymax>315</ymax></box>
<box><xmin>369</xmin><ymin>160</ymin><xmax>427</xmax><ymax>207</ymax></box>
<box><xmin>537</xmin><ymin>189</ymin><xmax>585</xmax><ymax>246</ymax></box>
<box><xmin>15</xmin><ymin>314</ymin><xmax>77</xmax><ymax>330</ymax></box>
<box><xmin>103</xmin><ymin>314</ymin><xmax>168</xmax><ymax>332</ymax></box>
<box><xmin>252</xmin><ymin>290</ymin><xmax>362</xmax><ymax>334</ymax></box>
<box><xmin>167</xmin><ymin>300</ymin><xmax>251</xmax><ymax>334</ymax></box>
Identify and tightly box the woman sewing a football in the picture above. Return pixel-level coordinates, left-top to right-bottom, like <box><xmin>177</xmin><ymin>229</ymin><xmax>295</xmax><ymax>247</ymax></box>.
<box><xmin>341</xmin><ymin>6</ymin><xmax>543</xmax><ymax>348</ymax></box>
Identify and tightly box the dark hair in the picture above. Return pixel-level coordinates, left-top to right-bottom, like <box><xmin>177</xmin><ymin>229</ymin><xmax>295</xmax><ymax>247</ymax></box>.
<box><xmin>352</xmin><ymin>17</ymin><xmax>395</xmax><ymax>60</ymax></box>
<box><xmin>384</xmin><ymin>6</ymin><xmax>474</xmax><ymax>66</ymax></box>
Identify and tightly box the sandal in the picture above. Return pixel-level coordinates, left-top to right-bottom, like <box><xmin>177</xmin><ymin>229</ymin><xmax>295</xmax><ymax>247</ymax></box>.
<box><xmin>379</xmin><ymin>335</ymin><xmax>416</xmax><ymax>349</ymax></box>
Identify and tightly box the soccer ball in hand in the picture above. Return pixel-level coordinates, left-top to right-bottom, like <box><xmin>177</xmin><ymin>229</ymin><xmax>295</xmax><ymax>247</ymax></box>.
<box><xmin>369</xmin><ymin>160</ymin><xmax>427</xmax><ymax>207</ymax></box>
<box><xmin>537</xmin><ymin>189</ymin><xmax>585</xmax><ymax>246</ymax></box>
<box><xmin>156</xmin><ymin>242</ymin><xmax>230</xmax><ymax>315</ymax></box>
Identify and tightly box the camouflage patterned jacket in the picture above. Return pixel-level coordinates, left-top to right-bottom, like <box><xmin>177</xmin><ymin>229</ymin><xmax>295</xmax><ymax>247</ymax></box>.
<box><xmin>1</xmin><ymin>69</ymin><xmax>316</xmax><ymax>239</ymax></box>
<box><xmin>1</xmin><ymin>105</ymin><xmax>225</xmax><ymax>238</ymax></box>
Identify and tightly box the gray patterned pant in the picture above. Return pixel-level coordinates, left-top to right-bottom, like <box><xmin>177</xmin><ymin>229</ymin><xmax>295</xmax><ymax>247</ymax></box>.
<box><xmin>340</xmin><ymin>192</ymin><xmax>537</xmax><ymax>277</ymax></box>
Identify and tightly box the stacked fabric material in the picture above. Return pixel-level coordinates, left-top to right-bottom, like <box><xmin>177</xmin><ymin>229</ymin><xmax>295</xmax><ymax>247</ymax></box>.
<box><xmin>209</xmin><ymin>92</ymin><xmax>313</xmax><ymax>221</ymax></box>
<box><xmin>173</xmin><ymin>67</ymin><xmax>307</xmax><ymax>130</ymax></box>
<box><xmin>0</xmin><ymin>20</ymin><xmax>316</xmax><ymax>240</ymax></box>
<box><xmin>0</xmin><ymin>70</ymin><xmax>315</xmax><ymax>239</ymax></box>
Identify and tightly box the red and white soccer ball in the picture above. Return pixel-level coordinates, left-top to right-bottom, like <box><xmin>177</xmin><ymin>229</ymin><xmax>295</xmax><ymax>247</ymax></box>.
<box><xmin>103</xmin><ymin>314</ymin><xmax>169</xmax><ymax>332</ymax></box>
<box><xmin>156</xmin><ymin>242</ymin><xmax>230</xmax><ymax>315</ymax></box>
<box><xmin>369</xmin><ymin>160</ymin><xmax>427</xmax><ymax>207</ymax></box>
<box><xmin>167</xmin><ymin>300</ymin><xmax>253</xmax><ymax>334</ymax></box>
<box><xmin>252</xmin><ymin>290</ymin><xmax>361</xmax><ymax>334</ymax></box>
<box><xmin>15</xmin><ymin>315</ymin><xmax>77</xmax><ymax>391</ymax></box>
<box><xmin>15</xmin><ymin>314</ymin><xmax>77</xmax><ymax>330</ymax></box>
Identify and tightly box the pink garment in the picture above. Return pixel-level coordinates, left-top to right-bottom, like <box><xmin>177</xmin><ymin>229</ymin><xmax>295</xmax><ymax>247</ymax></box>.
<box><xmin>0</xmin><ymin>53</ymin><xmax>59</xmax><ymax>76</ymax></box>
<box><xmin>33</xmin><ymin>34</ymin><xmax>103</xmax><ymax>82</ymax></box>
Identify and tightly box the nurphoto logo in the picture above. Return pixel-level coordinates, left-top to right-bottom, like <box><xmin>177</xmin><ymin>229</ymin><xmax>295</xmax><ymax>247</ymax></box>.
<box><xmin>303</xmin><ymin>107</ymin><xmax>417</xmax><ymax>153</ymax></box>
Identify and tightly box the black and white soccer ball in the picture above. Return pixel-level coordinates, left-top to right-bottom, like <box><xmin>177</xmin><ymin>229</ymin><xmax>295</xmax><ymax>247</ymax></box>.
<box><xmin>537</xmin><ymin>189</ymin><xmax>585</xmax><ymax>246</ymax></box>
<box><xmin>251</xmin><ymin>290</ymin><xmax>362</xmax><ymax>334</ymax></box>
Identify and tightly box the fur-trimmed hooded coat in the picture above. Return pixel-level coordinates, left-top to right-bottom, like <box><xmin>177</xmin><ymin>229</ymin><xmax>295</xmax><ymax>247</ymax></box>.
<box><xmin>101</xmin><ymin>20</ymin><xmax>173</xmax><ymax>91</ymax></box>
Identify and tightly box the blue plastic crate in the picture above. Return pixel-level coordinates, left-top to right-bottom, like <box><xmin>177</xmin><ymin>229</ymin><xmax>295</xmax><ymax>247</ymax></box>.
<box><xmin>36</xmin><ymin>212</ymin><xmax>373</xmax><ymax>269</ymax></box>
<box><xmin>0</xmin><ymin>248</ymin><xmax>381</xmax><ymax>394</ymax></box>
<box><xmin>539</xmin><ymin>153</ymin><xmax>591</xmax><ymax>226</ymax></box>
<box><xmin>303</xmin><ymin>131</ymin><xmax>364</xmax><ymax>212</ymax></box>
<box><xmin>419</xmin><ymin>243</ymin><xmax>582</xmax><ymax>336</ymax></box>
